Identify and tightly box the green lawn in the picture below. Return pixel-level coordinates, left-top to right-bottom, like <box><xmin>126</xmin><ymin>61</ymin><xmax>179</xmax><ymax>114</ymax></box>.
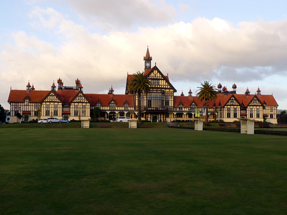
<box><xmin>0</xmin><ymin>128</ymin><xmax>287</xmax><ymax>215</ymax></box>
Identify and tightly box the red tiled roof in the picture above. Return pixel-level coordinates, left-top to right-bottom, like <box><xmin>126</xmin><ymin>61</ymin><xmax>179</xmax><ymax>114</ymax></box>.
<box><xmin>8</xmin><ymin>90</ymin><xmax>50</xmax><ymax>103</ymax></box>
<box><xmin>256</xmin><ymin>94</ymin><xmax>278</xmax><ymax>106</ymax></box>
<box><xmin>55</xmin><ymin>90</ymin><xmax>79</xmax><ymax>104</ymax></box>
<box><xmin>173</xmin><ymin>93</ymin><xmax>278</xmax><ymax>108</ymax></box>
<box><xmin>174</xmin><ymin>96</ymin><xmax>205</xmax><ymax>108</ymax></box>
<box><xmin>144</xmin><ymin>68</ymin><xmax>153</xmax><ymax>76</ymax></box>
<box><xmin>86</xmin><ymin>94</ymin><xmax>135</xmax><ymax>107</ymax></box>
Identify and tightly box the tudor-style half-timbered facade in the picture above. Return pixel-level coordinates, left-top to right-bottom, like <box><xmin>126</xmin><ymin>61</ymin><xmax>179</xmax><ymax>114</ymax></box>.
<box><xmin>7</xmin><ymin>48</ymin><xmax>279</xmax><ymax>124</ymax></box>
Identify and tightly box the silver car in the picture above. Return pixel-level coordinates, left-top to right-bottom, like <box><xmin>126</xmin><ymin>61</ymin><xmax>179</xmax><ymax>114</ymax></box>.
<box><xmin>38</xmin><ymin>119</ymin><xmax>48</xmax><ymax>124</ymax></box>
<box><xmin>47</xmin><ymin>118</ymin><xmax>61</xmax><ymax>123</ymax></box>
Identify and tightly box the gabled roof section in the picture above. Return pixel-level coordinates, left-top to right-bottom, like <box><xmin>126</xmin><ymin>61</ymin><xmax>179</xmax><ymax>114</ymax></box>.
<box><xmin>145</xmin><ymin>66</ymin><xmax>177</xmax><ymax>92</ymax></box>
<box><xmin>70</xmin><ymin>91</ymin><xmax>90</xmax><ymax>103</ymax></box>
<box><xmin>55</xmin><ymin>90</ymin><xmax>79</xmax><ymax>104</ymax></box>
<box><xmin>256</xmin><ymin>94</ymin><xmax>278</xmax><ymax>106</ymax></box>
<box><xmin>8</xmin><ymin>90</ymin><xmax>50</xmax><ymax>103</ymax></box>
<box><xmin>174</xmin><ymin>96</ymin><xmax>205</xmax><ymax>108</ymax></box>
<box><xmin>42</xmin><ymin>90</ymin><xmax>62</xmax><ymax>103</ymax></box>
<box><xmin>86</xmin><ymin>94</ymin><xmax>135</xmax><ymax>107</ymax></box>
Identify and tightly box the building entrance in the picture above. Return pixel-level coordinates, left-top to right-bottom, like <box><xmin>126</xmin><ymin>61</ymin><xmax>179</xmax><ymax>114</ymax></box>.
<box><xmin>152</xmin><ymin>115</ymin><xmax>157</xmax><ymax>122</ymax></box>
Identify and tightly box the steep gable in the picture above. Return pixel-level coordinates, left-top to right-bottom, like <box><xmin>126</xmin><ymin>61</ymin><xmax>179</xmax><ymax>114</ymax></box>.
<box><xmin>146</xmin><ymin>66</ymin><xmax>176</xmax><ymax>91</ymax></box>
<box><xmin>71</xmin><ymin>92</ymin><xmax>89</xmax><ymax>103</ymax></box>
<box><xmin>43</xmin><ymin>91</ymin><xmax>61</xmax><ymax>103</ymax></box>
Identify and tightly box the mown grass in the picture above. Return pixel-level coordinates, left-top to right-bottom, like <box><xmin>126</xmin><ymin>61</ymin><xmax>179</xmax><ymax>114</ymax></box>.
<box><xmin>0</xmin><ymin>128</ymin><xmax>287</xmax><ymax>215</ymax></box>
<box><xmin>0</xmin><ymin>122</ymin><xmax>168</xmax><ymax>129</ymax></box>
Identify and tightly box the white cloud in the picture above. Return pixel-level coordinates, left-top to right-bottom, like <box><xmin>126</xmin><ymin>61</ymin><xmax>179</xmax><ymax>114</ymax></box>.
<box><xmin>1</xmin><ymin>8</ymin><xmax>287</xmax><ymax>109</ymax></box>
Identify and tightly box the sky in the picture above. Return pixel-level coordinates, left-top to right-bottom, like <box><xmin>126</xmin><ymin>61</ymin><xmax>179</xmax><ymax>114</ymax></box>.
<box><xmin>1</xmin><ymin>0</ymin><xmax>287</xmax><ymax>110</ymax></box>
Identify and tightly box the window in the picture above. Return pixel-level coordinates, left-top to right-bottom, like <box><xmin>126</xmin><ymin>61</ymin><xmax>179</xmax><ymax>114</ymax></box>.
<box><xmin>190</xmin><ymin>104</ymin><xmax>196</xmax><ymax>112</ymax></box>
<box><xmin>25</xmin><ymin>99</ymin><xmax>29</xmax><ymax>105</ymax></box>
<box><xmin>188</xmin><ymin>113</ymin><xmax>193</xmax><ymax>118</ymax></box>
<box><xmin>230</xmin><ymin>98</ymin><xmax>234</xmax><ymax>104</ymax></box>
<box><xmin>256</xmin><ymin>108</ymin><xmax>260</xmax><ymax>118</ymax></box>
<box><xmin>34</xmin><ymin>111</ymin><xmax>38</xmax><ymax>117</ymax></box>
<box><xmin>270</xmin><ymin>107</ymin><xmax>273</xmax><ymax>112</ymax></box>
<box><xmin>151</xmin><ymin>80</ymin><xmax>159</xmax><ymax>85</ymax></box>
<box><xmin>109</xmin><ymin>102</ymin><xmax>116</xmax><ymax>109</ymax></box>
<box><xmin>82</xmin><ymin>105</ymin><xmax>86</xmax><ymax>117</ymax></box>
<box><xmin>234</xmin><ymin>108</ymin><xmax>237</xmax><ymax>118</ymax></box>
<box><xmin>179</xmin><ymin>104</ymin><xmax>183</xmax><ymax>111</ymax></box>
<box><xmin>227</xmin><ymin>108</ymin><xmax>231</xmax><ymax>118</ymax></box>
<box><xmin>124</xmin><ymin>103</ymin><xmax>129</xmax><ymax>110</ymax></box>
<box><xmin>54</xmin><ymin>105</ymin><xmax>58</xmax><ymax>116</ymax></box>
<box><xmin>176</xmin><ymin>113</ymin><xmax>183</xmax><ymax>118</ymax></box>
<box><xmin>219</xmin><ymin>107</ymin><xmax>223</xmax><ymax>118</ymax></box>
<box><xmin>120</xmin><ymin>112</ymin><xmax>124</xmax><ymax>116</ymax></box>
<box><xmin>74</xmin><ymin>105</ymin><xmax>78</xmax><ymax>116</ymax></box>
<box><xmin>250</xmin><ymin>108</ymin><xmax>253</xmax><ymax>118</ymax></box>
<box><xmin>148</xmin><ymin>100</ymin><xmax>151</xmax><ymax>108</ymax></box>
<box><xmin>165</xmin><ymin>96</ymin><xmax>169</xmax><ymax>106</ymax></box>
<box><xmin>253</xmin><ymin>99</ymin><xmax>257</xmax><ymax>104</ymax></box>
<box><xmin>45</xmin><ymin>105</ymin><xmax>50</xmax><ymax>116</ymax></box>
<box><xmin>96</xmin><ymin>102</ymin><xmax>101</xmax><ymax>107</ymax></box>
<box><xmin>270</xmin><ymin>114</ymin><xmax>273</xmax><ymax>119</ymax></box>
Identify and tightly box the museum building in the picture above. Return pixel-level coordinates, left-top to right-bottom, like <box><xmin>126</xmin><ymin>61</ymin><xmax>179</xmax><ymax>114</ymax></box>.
<box><xmin>8</xmin><ymin>48</ymin><xmax>278</xmax><ymax>124</ymax></box>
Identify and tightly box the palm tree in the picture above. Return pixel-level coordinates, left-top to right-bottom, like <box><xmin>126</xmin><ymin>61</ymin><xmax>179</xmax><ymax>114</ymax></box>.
<box><xmin>128</xmin><ymin>72</ymin><xmax>151</xmax><ymax>124</ymax></box>
<box><xmin>196</xmin><ymin>81</ymin><xmax>218</xmax><ymax>124</ymax></box>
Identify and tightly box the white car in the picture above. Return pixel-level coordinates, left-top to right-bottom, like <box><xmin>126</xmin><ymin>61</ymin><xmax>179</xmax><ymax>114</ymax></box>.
<box><xmin>38</xmin><ymin>119</ymin><xmax>48</xmax><ymax>123</ymax></box>
<box><xmin>116</xmin><ymin>116</ymin><xmax>132</xmax><ymax>122</ymax></box>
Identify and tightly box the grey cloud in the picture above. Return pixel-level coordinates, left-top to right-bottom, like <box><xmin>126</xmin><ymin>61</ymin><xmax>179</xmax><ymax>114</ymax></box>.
<box><xmin>54</xmin><ymin>0</ymin><xmax>176</xmax><ymax>31</ymax></box>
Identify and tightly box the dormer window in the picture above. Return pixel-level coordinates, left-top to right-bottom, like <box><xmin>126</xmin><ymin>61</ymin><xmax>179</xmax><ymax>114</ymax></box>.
<box><xmin>179</xmin><ymin>104</ymin><xmax>183</xmax><ymax>111</ymax></box>
<box><xmin>25</xmin><ymin>99</ymin><xmax>29</xmax><ymax>105</ymax></box>
<box><xmin>96</xmin><ymin>102</ymin><xmax>101</xmax><ymax>107</ymax></box>
<box><xmin>190</xmin><ymin>104</ymin><xmax>196</xmax><ymax>112</ymax></box>
<box><xmin>109</xmin><ymin>102</ymin><xmax>116</xmax><ymax>109</ymax></box>
<box><xmin>124</xmin><ymin>103</ymin><xmax>129</xmax><ymax>109</ymax></box>
<box><xmin>230</xmin><ymin>98</ymin><xmax>234</xmax><ymax>104</ymax></box>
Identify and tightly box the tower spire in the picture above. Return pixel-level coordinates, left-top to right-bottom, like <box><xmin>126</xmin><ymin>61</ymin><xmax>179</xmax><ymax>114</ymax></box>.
<box><xmin>144</xmin><ymin>47</ymin><xmax>152</xmax><ymax>70</ymax></box>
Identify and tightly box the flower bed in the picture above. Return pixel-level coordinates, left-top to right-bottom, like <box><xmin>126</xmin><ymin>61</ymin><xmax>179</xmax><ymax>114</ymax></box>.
<box><xmin>98</xmin><ymin>124</ymin><xmax>111</xmax><ymax>128</ymax></box>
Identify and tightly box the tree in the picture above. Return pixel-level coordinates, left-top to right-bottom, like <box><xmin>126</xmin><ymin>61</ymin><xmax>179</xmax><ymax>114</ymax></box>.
<box><xmin>127</xmin><ymin>72</ymin><xmax>151</xmax><ymax>124</ymax></box>
<box><xmin>277</xmin><ymin>111</ymin><xmax>287</xmax><ymax>124</ymax></box>
<box><xmin>92</xmin><ymin>107</ymin><xmax>101</xmax><ymax>120</ymax></box>
<box><xmin>0</xmin><ymin>105</ymin><xmax>6</xmax><ymax>123</ymax></box>
<box><xmin>196</xmin><ymin>81</ymin><xmax>218</xmax><ymax>124</ymax></box>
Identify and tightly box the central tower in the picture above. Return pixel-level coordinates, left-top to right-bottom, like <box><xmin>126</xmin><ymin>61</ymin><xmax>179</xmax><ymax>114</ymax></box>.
<box><xmin>144</xmin><ymin>47</ymin><xmax>152</xmax><ymax>70</ymax></box>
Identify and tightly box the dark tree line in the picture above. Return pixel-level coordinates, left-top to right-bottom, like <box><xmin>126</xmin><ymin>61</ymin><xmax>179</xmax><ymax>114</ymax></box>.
<box><xmin>277</xmin><ymin>111</ymin><xmax>287</xmax><ymax>124</ymax></box>
<box><xmin>0</xmin><ymin>105</ymin><xmax>6</xmax><ymax>123</ymax></box>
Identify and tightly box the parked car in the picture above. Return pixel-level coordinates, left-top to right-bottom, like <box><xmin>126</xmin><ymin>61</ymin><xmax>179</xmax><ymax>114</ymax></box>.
<box><xmin>47</xmin><ymin>118</ymin><xmax>61</xmax><ymax>123</ymax></box>
<box><xmin>116</xmin><ymin>116</ymin><xmax>132</xmax><ymax>122</ymax></box>
<box><xmin>38</xmin><ymin>119</ymin><xmax>48</xmax><ymax>123</ymax></box>
<box><xmin>60</xmin><ymin>119</ymin><xmax>70</xmax><ymax>123</ymax></box>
